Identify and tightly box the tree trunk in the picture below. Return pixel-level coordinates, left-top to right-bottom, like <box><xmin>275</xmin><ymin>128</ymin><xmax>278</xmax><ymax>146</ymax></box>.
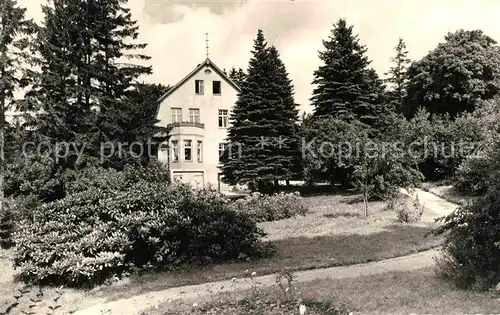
<box><xmin>0</xmin><ymin>79</ymin><xmax>4</xmax><ymax>214</ymax></box>
<box><xmin>363</xmin><ymin>190</ymin><xmax>368</xmax><ymax>218</ymax></box>
<box><xmin>362</xmin><ymin>164</ymin><xmax>368</xmax><ymax>218</ymax></box>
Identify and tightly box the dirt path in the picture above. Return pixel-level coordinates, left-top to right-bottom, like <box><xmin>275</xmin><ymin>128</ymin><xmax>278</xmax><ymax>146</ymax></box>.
<box><xmin>70</xmin><ymin>188</ymin><xmax>458</xmax><ymax>315</ymax></box>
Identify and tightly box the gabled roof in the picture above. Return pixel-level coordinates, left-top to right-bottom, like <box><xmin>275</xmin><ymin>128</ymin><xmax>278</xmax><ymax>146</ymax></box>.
<box><xmin>155</xmin><ymin>58</ymin><xmax>241</xmax><ymax>116</ymax></box>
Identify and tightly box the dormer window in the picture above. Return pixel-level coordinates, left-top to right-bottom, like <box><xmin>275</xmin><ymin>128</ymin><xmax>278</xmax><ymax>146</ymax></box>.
<box><xmin>195</xmin><ymin>80</ymin><xmax>204</xmax><ymax>95</ymax></box>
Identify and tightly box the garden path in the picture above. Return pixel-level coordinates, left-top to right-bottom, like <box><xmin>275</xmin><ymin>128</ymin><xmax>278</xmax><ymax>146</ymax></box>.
<box><xmin>70</xmin><ymin>188</ymin><xmax>458</xmax><ymax>315</ymax></box>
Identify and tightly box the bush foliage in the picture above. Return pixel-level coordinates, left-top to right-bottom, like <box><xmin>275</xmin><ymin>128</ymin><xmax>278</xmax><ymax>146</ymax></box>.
<box><xmin>392</xmin><ymin>193</ymin><xmax>423</xmax><ymax>223</ymax></box>
<box><xmin>13</xmin><ymin>183</ymin><xmax>270</xmax><ymax>287</ymax></box>
<box><xmin>404</xmin><ymin>109</ymin><xmax>483</xmax><ymax>181</ymax></box>
<box><xmin>63</xmin><ymin>161</ymin><xmax>170</xmax><ymax>195</ymax></box>
<box><xmin>433</xmin><ymin>188</ymin><xmax>500</xmax><ymax>290</ymax></box>
<box><xmin>301</xmin><ymin>117</ymin><xmax>423</xmax><ymax>201</ymax></box>
<box><xmin>454</xmin><ymin>100</ymin><xmax>500</xmax><ymax>194</ymax></box>
<box><xmin>0</xmin><ymin>199</ymin><xmax>16</xmax><ymax>249</ymax></box>
<box><xmin>228</xmin><ymin>192</ymin><xmax>308</xmax><ymax>222</ymax></box>
<box><xmin>4</xmin><ymin>153</ymin><xmax>64</xmax><ymax>202</ymax></box>
<box><xmin>434</xmin><ymin>119</ymin><xmax>500</xmax><ymax>290</ymax></box>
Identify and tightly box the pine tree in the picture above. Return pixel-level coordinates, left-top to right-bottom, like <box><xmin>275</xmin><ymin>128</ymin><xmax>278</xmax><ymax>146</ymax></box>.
<box><xmin>310</xmin><ymin>19</ymin><xmax>383</xmax><ymax>127</ymax></box>
<box><xmin>123</xmin><ymin>82</ymin><xmax>170</xmax><ymax>163</ymax></box>
<box><xmin>91</xmin><ymin>0</ymin><xmax>151</xmax><ymax>167</ymax></box>
<box><xmin>220</xmin><ymin>30</ymin><xmax>300</xmax><ymax>192</ymax></box>
<box><xmin>228</xmin><ymin>66</ymin><xmax>246</xmax><ymax>87</ymax></box>
<box><xmin>266</xmin><ymin>45</ymin><xmax>301</xmax><ymax>182</ymax></box>
<box><xmin>23</xmin><ymin>0</ymin><xmax>89</xmax><ymax>166</ymax></box>
<box><xmin>25</xmin><ymin>0</ymin><xmax>151</xmax><ymax>169</ymax></box>
<box><xmin>384</xmin><ymin>38</ymin><xmax>411</xmax><ymax>111</ymax></box>
<box><xmin>0</xmin><ymin>0</ymin><xmax>34</xmax><ymax>210</ymax></box>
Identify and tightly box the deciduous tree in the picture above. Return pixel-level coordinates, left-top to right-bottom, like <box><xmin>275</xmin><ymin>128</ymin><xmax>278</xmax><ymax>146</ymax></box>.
<box><xmin>405</xmin><ymin>30</ymin><xmax>500</xmax><ymax>118</ymax></box>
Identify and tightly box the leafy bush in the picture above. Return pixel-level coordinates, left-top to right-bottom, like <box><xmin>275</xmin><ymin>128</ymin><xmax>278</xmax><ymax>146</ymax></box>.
<box><xmin>13</xmin><ymin>182</ymin><xmax>269</xmax><ymax>287</ymax></box>
<box><xmin>302</xmin><ymin>116</ymin><xmax>423</xmax><ymax>201</ymax></box>
<box><xmin>433</xmin><ymin>187</ymin><xmax>500</xmax><ymax>290</ymax></box>
<box><xmin>4</xmin><ymin>153</ymin><xmax>63</xmax><ymax>202</ymax></box>
<box><xmin>454</xmin><ymin>153</ymin><xmax>492</xmax><ymax>195</ymax></box>
<box><xmin>301</xmin><ymin>118</ymin><xmax>360</xmax><ymax>188</ymax></box>
<box><xmin>433</xmin><ymin>122</ymin><xmax>500</xmax><ymax>290</ymax></box>
<box><xmin>63</xmin><ymin>161</ymin><xmax>170</xmax><ymax>195</ymax></box>
<box><xmin>399</xmin><ymin>107</ymin><xmax>490</xmax><ymax>182</ymax></box>
<box><xmin>454</xmin><ymin>101</ymin><xmax>500</xmax><ymax>195</ymax></box>
<box><xmin>393</xmin><ymin>194</ymin><xmax>423</xmax><ymax>223</ymax></box>
<box><xmin>0</xmin><ymin>199</ymin><xmax>15</xmax><ymax>249</ymax></box>
<box><xmin>228</xmin><ymin>192</ymin><xmax>308</xmax><ymax>222</ymax></box>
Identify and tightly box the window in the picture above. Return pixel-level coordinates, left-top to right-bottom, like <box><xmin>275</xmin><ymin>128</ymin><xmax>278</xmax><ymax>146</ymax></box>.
<box><xmin>171</xmin><ymin>108</ymin><xmax>182</xmax><ymax>123</ymax></box>
<box><xmin>212</xmin><ymin>81</ymin><xmax>221</xmax><ymax>95</ymax></box>
<box><xmin>157</xmin><ymin>142</ymin><xmax>169</xmax><ymax>162</ymax></box>
<box><xmin>189</xmin><ymin>108</ymin><xmax>200</xmax><ymax>123</ymax></box>
<box><xmin>195</xmin><ymin>80</ymin><xmax>204</xmax><ymax>94</ymax></box>
<box><xmin>218</xmin><ymin>109</ymin><xmax>228</xmax><ymax>128</ymax></box>
<box><xmin>171</xmin><ymin>140</ymin><xmax>179</xmax><ymax>162</ymax></box>
<box><xmin>218</xmin><ymin>142</ymin><xmax>227</xmax><ymax>162</ymax></box>
<box><xmin>184</xmin><ymin>140</ymin><xmax>192</xmax><ymax>161</ymax></box>
<box><xmin>197</xmin><ymin>141</ymin><xmax>203</xmax><ymax>162</ymax></box>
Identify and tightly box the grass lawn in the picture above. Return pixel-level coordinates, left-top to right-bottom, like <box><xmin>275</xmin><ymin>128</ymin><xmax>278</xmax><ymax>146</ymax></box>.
<box><xmin>0</xmin><ymin>193</ymin><xmax>443</xmax><ymax>314</ymax></box>
<box><xmin>88</xmin><ymin>193</ymin><xmax>442</xmax><ymax>302</ymax></box>
<box><xmin>149</xmin><ymin>268</ymin><xmax>500</xmax><ymax>314</ymax></box>
<box><xmin>419</xmin><ymin>182</ymin><xmax>481</xmax><ymax>205</ymax></box>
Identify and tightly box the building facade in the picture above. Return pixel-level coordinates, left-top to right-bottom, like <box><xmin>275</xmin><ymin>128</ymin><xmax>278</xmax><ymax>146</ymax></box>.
<box><xmin>155</xmin><ymin>58</ymin><xmax>240</xmax><ymax>191</ymax></box>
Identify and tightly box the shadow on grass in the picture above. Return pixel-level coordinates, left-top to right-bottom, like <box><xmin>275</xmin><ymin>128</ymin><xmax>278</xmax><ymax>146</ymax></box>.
<box><xmin>89</xmin><ymin>225</ymin><xmax>443</xmax><ymax>302</ymax></box>
<box><xmin>323</xmin><ymin>212</ymin><xmax>361</xmax><ymax>219</ymax></box>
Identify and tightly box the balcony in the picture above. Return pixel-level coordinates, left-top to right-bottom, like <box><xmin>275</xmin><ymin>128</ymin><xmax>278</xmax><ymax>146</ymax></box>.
<box><xmin>167</xmin><ymin>121</ymin><xmax>205</xmax><ymax>129</ymax></box>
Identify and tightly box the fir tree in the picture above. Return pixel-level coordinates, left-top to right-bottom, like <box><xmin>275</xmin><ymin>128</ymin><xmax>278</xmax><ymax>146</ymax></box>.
<box><xmin>25</xmin><ymin>0</ymin><xmax>151</xmax><ymax>168</ymax></box>
<box><xmin>123</xmin><ymin>82</ymin><xmax>170</xmax><ymax>164</ymax></box>
<box><xmin>266</xmin><ymin>45</ymin><xmax>301</xmax><ymax>182</ymax></box>
<box><xmin>0</xmin><ymin>0</ymin><xmax>34</xmax><ymax>209</ymax></box>
<box><xmin>23</xmin><ymin>0</ymin><xmax>89</xmax><ymax>166</ymax></box>
<box><xmin>220</xmin><ymin>30</ymin><xmax>300</xmax><ymax>192</ymax></box>
<box><xmin>91</xmin><ymin>0</ymin><xmax>151</xmax><ymax>167</ymax></box>
<box><xmin>384</xmin><ymin>37</ymin><xmax>411</xmax><ymax>112</ymax></box>
<box><xmin>310</xmin><ymin>19</ymin><xmax>383</xmax><ymax>127</ymax></box>
<box><xmin>228</xmin><ymin>66</ymin><xmax>246</xmax><ymax>87</ymax></box>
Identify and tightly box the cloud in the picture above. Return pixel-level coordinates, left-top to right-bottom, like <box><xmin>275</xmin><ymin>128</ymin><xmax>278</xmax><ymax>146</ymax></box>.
<box><xmin>17</xmin><ymin>0</ymin><xmax>500</xmax><ymax>114</ymax></box>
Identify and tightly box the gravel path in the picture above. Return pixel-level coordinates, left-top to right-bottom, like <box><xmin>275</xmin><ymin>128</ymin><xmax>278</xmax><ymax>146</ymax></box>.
<box><xmin>70</xmin><ymin>188</ymin><xmax>459</xmax><ymax>315</ymax></box>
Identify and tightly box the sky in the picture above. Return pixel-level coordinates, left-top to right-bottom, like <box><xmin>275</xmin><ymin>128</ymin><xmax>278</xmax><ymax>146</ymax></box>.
<box><xmin>16</xmin><ymin>0</ymin><xmax>500</xmax><ymax>114</ymax></box>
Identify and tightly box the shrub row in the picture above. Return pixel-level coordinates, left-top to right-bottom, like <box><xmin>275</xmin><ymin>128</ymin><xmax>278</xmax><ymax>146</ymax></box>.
<box><xmin>1</xmin><ymin>161</ymin><xmax>171</xmax><ymax>246</ymax></box>
<box><xmin>433</xmin><ymin>187</ymin><xmax>500</xmax><ymax>290</ymax></box>
<box><xmin>13</xmin><ymin>182</ymin><xmax>270</xmax><ymax>287</ymax></box>
<box><xmin>228</xmin><ymin>192</ymin><xmax>308</xmax><ymax>222</ymax></box>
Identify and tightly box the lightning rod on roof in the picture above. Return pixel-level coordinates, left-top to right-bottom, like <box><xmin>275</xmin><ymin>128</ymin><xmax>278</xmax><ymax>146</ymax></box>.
<box><xmin>205</xmin><ymin>33</ymin><xmax>209</xmax><ymax>59</ymax></box>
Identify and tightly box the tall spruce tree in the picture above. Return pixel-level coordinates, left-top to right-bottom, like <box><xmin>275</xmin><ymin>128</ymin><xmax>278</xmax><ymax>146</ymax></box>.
<box><xmin>23</xmin><ymin>0</ymin><xmax>88</xmax><ymax>167</ymax></box>
<box><xmin>25</xmin><ymin>0</ymin><xmax>151</xmax><ymax>169</ymax></box>
<box><xmin>228</xmin><ymin>66</ymin><xmax>246</xmax><ymax>87</ymax></box>
<box><xmin>384</xmin><ymin>38</ymin><xmax>411</xmax><ymax>112</ymax></box>
<box><xmin>123</xmin><ymin>82</ymin><xmax>170</xmax><ymax>164</ymax></box>
<box><xmin>0</xmin><ymin>0</ymin><xmax>34</xmax><ymax>208</ymax></box>
<box><xmin>220</xmin><ymin>30</ymin><xmax>299</xmax><ymax>192</ymax></box>
<box><xmin>267</xmin><ymin>45</ymin><xmax>301</xmax><ymax>182</ymax></box>
<box><xmin>92</xmin><ymin>0</ymin><xmax>151</xmax><ymax>166</ymax></box>
<box><xmin>310</xmin><ymin>19</ymin><xmax>383</xmax><ymax>128</ymax></box>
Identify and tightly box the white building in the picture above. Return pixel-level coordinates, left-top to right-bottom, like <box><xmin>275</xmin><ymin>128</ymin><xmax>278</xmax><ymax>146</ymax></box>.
<box><xmin>155</xmin><ymin>58</ymin><xmax>240</xmax><ymax>191</ymax></box>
